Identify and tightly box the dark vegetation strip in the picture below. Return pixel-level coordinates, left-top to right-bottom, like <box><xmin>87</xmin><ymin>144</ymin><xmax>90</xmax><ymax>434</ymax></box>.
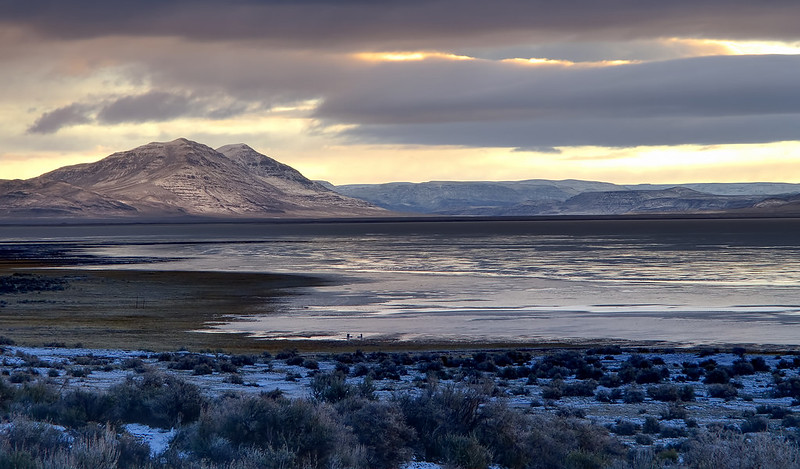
<box><xmin>2</xmin><ymin>341</ymin><xmax>800</xmax><ymax>468</ymax></box>
<box><xmin>4</xmin><ymin>366</ymin><xmax>799</xmax><ymax>469</ymax></box>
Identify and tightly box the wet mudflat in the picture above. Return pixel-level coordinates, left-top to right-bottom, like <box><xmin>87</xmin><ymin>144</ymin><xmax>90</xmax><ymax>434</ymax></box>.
<box><xmin>0</xmin><ymin>266</ymin><xmax>327</xmax><ymax>352</ymax></box>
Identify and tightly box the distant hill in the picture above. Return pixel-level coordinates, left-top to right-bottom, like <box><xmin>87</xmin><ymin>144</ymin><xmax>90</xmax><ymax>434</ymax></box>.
<box><xmin>623</xmin><ymin>182</ymin><xmax>800</xmax><ymax>196</ymax></box>
<box><xmin>325</xmin><ymin>180</ymin><xmax>621</xmax><ymax>214</ymax></box>
<box><xmin>502</xmin><ymin>187</ymin><xmax>765</xmax><ymax>216</ymax></box>
<box><xmin>0</xmin><ymin>138</ymin><xmax>387</xmax><ymax>219</ymax></box>
<box><xmin>327</xmin><ymin>180</ymin><xmax>800</xmax><ymax>216</ymax></box>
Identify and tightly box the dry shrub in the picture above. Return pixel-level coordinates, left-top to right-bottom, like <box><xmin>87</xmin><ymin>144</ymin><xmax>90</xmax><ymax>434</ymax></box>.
<box><xmin>475</xmin><ymin>401</ymin><xmax>533</xmax><ymax>469</ymax></box>
<box><xmin>177</xmin><ymin>394</ymin><xmax>365</xmax><ymax>469</ymax></box>
<box><xmin>684</xmin><ymin>429</ymin><xmax>800</xmax><ymax>469</ymax></box>
<box><xmin>0</xmin><ymin>419</ymin><xmax>134</xmax><ymax>469</ymax></box>
<box><xmin>397</xmin><ymin>382</ymin><xmax>490</xmax><ymax>460</ymax></box>
<box><xmin>476</xmin><ymin>400</ymin><xmax>624</xmax><ymax>469</ymax></box>
<box><xmin>107</xmin><ymin>371</ymin><xmax>205</xmax><ymax>428</ymax></box>
<box><xmin>337</xmin><ymin>397</ymin><xmax>415</xmax><ymax>469</ymax></box>
<box><xmin>310</xmin><ymin>371</ymin><xmax>353</xmax><ymax>403</ymax></box>
<box><xmin>521</xmin><ymin>414</ymin><xmax>625</xmax><ymax>469</ymax></box>
<box><xmin>440</xmin><ymin>433</ymin><xmax>492</xmax><ymax>469</ymax></box>
<box><xmin>2</xmin><ymin>416</ymin><xmax>70</xmax><ymax>454</ymax></box>
<box><xmin>31</xmin><ymin>388</ymin><xmax>116</xmax><ymax>427</ymax></box>
<box><xmin>45</xmin><ymin>425</ymin><xmax>120</xmax><ymax>469</ymax></box>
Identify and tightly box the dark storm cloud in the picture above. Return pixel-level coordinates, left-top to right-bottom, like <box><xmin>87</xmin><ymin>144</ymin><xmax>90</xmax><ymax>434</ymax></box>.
<box><xmin>317</xmin><ymin>55</ymin><xmax>800</xmax><ymax>125</ymax></box>
<box><xmin>2</xmin><ymin>0</ymin><xmax>800</xmax><ymax>46</ymax></box>
<box><xmin>27</xmin><ymin>103</ymin><xmax>92</xmax><ymax>134</ymax></box>
<box><xmin>27</xmin><ymin>91</ymin><xmax>259</xmax><ymax>133</ymax></box>
<box><xmin>136</xmin><ymin>46</ymin><xmax>348</xmax><ymax>102</ymax></box>
<box><xmin>343</xmin><ymin>114</ymin><xmax>800</xmax><ymax>149</ymax></box>
<box><xmin>312</xmin><ymin>54</ymin><xmax>800</xmax><ymax>147</ymax></box>
<box><xmin>96</xmin><ymin>91</ymin><xmax>194</xmax><ymax>124</ymax></box>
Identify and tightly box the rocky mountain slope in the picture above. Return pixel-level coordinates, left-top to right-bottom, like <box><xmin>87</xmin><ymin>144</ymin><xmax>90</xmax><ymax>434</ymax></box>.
<box><xmin>0</xmin><ymin>178</ymin><xmax>138</xmax><ymax>217</ymax></box>
<box><xmin>0</xmin><ymin>138</ymin><xmax>387</xmax><ymax>219</ymax></box>
<box><xmin>327</xmin><ymin>180</ymin><xmax>800</xmax><ymax>216</ymax></box>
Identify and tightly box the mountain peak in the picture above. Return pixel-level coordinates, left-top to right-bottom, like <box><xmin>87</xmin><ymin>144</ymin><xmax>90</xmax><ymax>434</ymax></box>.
<box><xmin>216</xmin><ymin>143</ymin><xmax>321</xmax><ymax>189</ymax></box>
<box><xmin>166</xmin><ymin>137</ymin><xmax>203</xmax><ymax>145</ymax></box>
<box><xmin>2</xmin><ymin>139</ymin><xmax>386</xmax><ymax>219</ymax></box>
<box><xmin>216</xmin><ymin>143</ymin><xmax>253</xmax><ymax>153</ymax></box>
<box><xmin>141</xmin><ymin>137</ymin><xmax>213</xmax><ymax>151</ymax></box>
<box><xmin>136</xmin><ymin>137</ymin><xmax>193</xmax><ymax>148</ymax></box>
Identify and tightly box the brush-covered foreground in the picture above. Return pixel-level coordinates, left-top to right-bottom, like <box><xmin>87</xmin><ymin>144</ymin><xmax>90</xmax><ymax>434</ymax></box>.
<box><xmin>1</xmin><ymin>341</ymin><xmax>800</xmax><ymax>468</ymax></box>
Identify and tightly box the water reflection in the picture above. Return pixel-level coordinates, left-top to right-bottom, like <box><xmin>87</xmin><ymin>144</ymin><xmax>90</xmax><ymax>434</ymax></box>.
<box><xmin>4</xmin><ymin>218</ymin><xmax>800</xmax><ymax>344</ymax></box>
<box><xmin>93</xmin><ymin>231</ymin><xmax>800</xmax><ymax>287</ymax></box>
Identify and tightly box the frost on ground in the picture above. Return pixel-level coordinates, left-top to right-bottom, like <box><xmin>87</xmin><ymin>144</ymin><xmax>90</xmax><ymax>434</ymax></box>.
<box><xmin>402</xmin><ymin>462</ymin><xmax>442</xmax><ymax>469</ymax></box>
<box><xmin>124</xmin><ymin>423</ymin><xmax>175</xmax><ymax>457</ymax></box>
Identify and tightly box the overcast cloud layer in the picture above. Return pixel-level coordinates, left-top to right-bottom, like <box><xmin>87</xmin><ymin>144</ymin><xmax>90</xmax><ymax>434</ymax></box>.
<box><xmin>4</xmin><ymin>0</ymin><xmax>800</xmax><ymax>44</ymax></box>
<box><xmin>2</xmin><ymin>1</ymin><xmax>800</xmax><ymax>182</ymax></box>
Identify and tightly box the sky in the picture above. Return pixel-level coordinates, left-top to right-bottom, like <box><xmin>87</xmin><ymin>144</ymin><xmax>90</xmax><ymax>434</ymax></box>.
<box><xmin>2</xmin><ymin>1</ymin><xmax>800</xmax><ymax>185</ymax></box>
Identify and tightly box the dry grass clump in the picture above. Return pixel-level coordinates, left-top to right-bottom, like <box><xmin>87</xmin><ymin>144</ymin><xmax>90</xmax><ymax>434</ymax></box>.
<box><xmin>0</xmin><ymin>419</ymin><xmax>150</xmax><ymax>469</ymax></box>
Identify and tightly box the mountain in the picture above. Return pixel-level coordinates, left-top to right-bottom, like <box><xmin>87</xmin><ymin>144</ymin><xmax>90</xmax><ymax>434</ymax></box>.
<box><xmin>329</xmin><ymin>179</ymin><xmax>622</xmax><ymax>214</ymax></box>
<box><xmin>530</xmin><ymin>187</ymin><xmax>764</xmax><ymax>216</ymax></box>
<box><xmin>328</xmin><ymin>180</ymin><xmax>800</xmax><ymax>216</ymax></box>
<box><xmin>623</xmin><ymin>182</ymin><xmax>800</xmax><ymax>196</ymax></box>
<box><xmin>0</xmin><ymin>138</ymin><xmax>387</xmax><ymax>219</ymax></box>
<box><xmin>5</xmin><ymin>140</ymin><xmax>800</xmax><ymax>219</ymax></box>
<box><xmin>216</xmin><ymin>144</ymin><xmax>322</xmax><ymax>190</ymax></box>
<box><xmin>0</xmin><ymin>178</ymin><xmax>138</xmax><ymax>217</ymax></box>
<box><xmin>741</xmin><ymin>193</ymin><xmax>800</xmax><ymax>215</ymax></box>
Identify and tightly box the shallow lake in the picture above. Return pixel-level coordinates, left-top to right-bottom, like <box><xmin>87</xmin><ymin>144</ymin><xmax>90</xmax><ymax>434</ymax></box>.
<box><xmin>3</xmin><ymin>217</ymin><xmax>800</xmax><ymax>346</ymax></box>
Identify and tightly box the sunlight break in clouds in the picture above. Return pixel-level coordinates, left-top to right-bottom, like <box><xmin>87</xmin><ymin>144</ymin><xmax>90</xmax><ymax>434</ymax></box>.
<box><xmin>502</xmin><ymin>57</ymin><xmax>638</xmax><ymax>67</ymax></box>
<box><xmin>354</xmin><ymin>51</ymin><xmax>475</xmax><ymax>62</ymax></box>
<box><xmin>701</xmin><ymin>39</ymin><xmax>800</xmax><ymax>56</ymax></box>
<box><xmin>656</xmin><ymin>38</ymin><xmax>800</xmax><ymax>58</ymax></box>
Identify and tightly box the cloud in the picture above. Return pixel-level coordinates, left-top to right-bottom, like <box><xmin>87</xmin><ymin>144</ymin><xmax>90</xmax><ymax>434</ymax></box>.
<box><xmin>456</xmin><ymin>38</ymin><xmax>733</xmax><ymax>63</ymax></box>
<box><xmin>311</xmin><ymin>54</ymin><xmax>800</xmax><ymax>147</ymax></box>
<box><xmin>97</xmin><ymin>91</ymin><xmax>193</xmax><ymax>124</ymax></box>
<box><xmin>513</xmin><ymin>147</ymin><xmax>561</xmax><ymax>154</ymax></box>
<box><xmin>3</xmin><ymin>1</ymin><xmax>800</xmax><ymax>47</ymax></box>
<box><xmin>6</xmin><ymin>1</ymin><xmax>800</xmax><ymax>161</ymax></box>
<box><xmin>20</xmin><ymin>44</ymin><xmax>800</xmax><ymax>148</ymax></box>
<box><xmin>25</xmin><ymin>90</ymin><xmax>268</xmax><ymax>134</ymax></box>
<box><xmin>27</xmin><ymin>103</ymin><xmax>92</xmax><ymax>134</ymax></box>
<box><xmin>340</xmin><ymin>114</ymin><xmax>800</xmax><ymax>149</ymax></box>
<box><xmin>318</xmin><ymin>55</ymin><xmax>800</xmax><ymax>124</ymax></box>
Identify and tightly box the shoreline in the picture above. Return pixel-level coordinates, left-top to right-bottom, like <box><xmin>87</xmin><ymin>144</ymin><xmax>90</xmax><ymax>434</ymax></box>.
<box><xmin>2</xmin><ymin>213</ymin><xmax>800</xmax><ymax>227</ymax></box>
